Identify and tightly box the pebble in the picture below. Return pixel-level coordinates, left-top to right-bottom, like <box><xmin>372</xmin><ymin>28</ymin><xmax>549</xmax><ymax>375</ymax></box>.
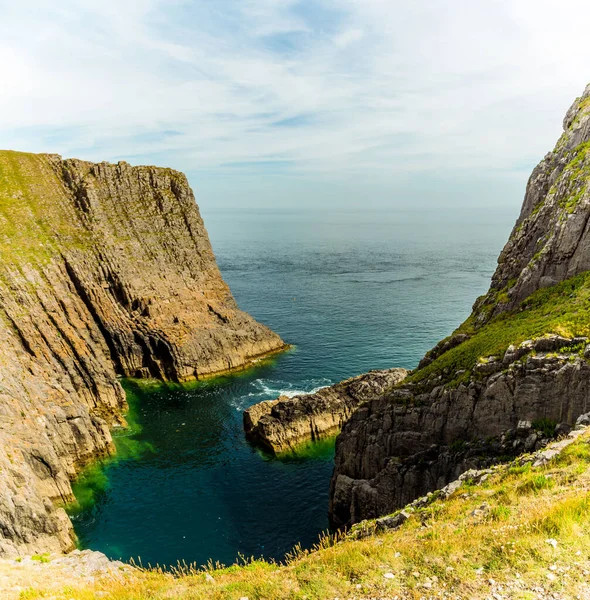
<box><xmin>383</xmin><ymin>572</ymin><xmax>395</xmax><ymax>579</ymax></box>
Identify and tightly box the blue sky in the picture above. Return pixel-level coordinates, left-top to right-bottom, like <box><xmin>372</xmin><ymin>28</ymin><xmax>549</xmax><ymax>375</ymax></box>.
<box><xmin>1</xmin><ymin>0</ymin><xmax>590</xmax><ymax>211</ymax></box>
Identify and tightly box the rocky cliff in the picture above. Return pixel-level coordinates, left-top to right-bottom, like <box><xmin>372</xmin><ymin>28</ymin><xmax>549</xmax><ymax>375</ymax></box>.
<box><xmin>0</xmin><ymin>150</ymin><xmax>285</xmax><ymax>556</ymax></box>
<box><xmin>475</xmin><ymin>84</ymin><xmax>590</xmax><ymax>321</ymax></box>
<box><xmin>329</xmin><ymin>84</ymin><xmax>590</xmax><ymax>528</ymax></box>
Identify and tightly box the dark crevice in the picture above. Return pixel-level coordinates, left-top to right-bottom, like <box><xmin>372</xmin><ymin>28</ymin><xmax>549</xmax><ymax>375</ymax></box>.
<box><xmin>62</xmin><ymin>256</ymin><xmax>125</xmax><ymax>375</ymax></box>
<box><xmin>2</xmin><ymin>311</ymin><xmax>37</xmax><ymax>357</ymax></box>
<box><xmin>29</xmin><ymin>454</ymin><xmax>69</xmax><ymax>505</ymax></box>
<box><xmin>208</xmin><ymin>304</ymin><xmax>229</xmax><ymax>324</ymax></box>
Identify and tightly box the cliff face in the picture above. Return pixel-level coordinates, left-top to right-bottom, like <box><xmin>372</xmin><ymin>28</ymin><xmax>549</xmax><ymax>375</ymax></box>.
<box><xmin>0</xmin><ymin>150</ymin><xmax>284</xmax><ymax>556</ymax></box>
<box><xmin>329</xmin><ymin>84</ymin><xmax>590</xmax><ymax>528</ymax></box>
<box><xmin>331</xmin><ymin>339</ymin><xmax>590</xmax><ymax>526</ymax></box>
<box><xmin>475</xmin><ymin>84</ymin><xmax>590</xmax><ymax>321</ymax></box>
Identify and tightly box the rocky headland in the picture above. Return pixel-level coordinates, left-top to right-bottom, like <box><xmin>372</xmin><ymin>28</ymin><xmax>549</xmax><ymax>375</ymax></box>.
<box><xmin>243</xmin><ymin>368</ymin><xmax>408</xmax><ymax>454</ymax></box>
<box><xmin>0</xmin><ymin>150</ymin><xmax>285</xmax><ymax>556</ymax></box>
<box><xmin>328</xmin><ymin>83</ymin><xmax>590</xmax><ymax>528</ymax></box>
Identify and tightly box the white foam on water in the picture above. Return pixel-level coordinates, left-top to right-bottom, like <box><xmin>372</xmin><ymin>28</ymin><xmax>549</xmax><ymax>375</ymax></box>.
<box><xmin>232</xmin><ymin>377</ymin><xmax>332</xmax><ymax>411</ymax></box>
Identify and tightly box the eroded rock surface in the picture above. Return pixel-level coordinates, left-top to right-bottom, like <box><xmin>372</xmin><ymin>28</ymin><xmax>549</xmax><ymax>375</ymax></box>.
<box><xmin>475</xmin><ymin>83</ymin><xmax>590</xmax><ymax>320</ymax></box>
<box><xmin>331</xmin><ymin>342</ymin><xmax>590</xmax><ymax>527</ymax></box>
<box><xmin>0</xmin><ymin>150</ymin><xmax>285</xmax><ymax>556</ymax></box>
<box><xmin>244</xmin><ymin>368</ymin><xmax>408</xmax><ymax>454</ymax></box>
<box><xmin>329</xmin><ymin>84</ymin><xmax>590</xmax><ymax>529</ymax></box>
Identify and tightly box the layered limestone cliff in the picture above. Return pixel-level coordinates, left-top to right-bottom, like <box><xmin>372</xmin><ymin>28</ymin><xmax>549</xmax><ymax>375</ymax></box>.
<box><xmin>475</xmin><ymin>84</ymin><xmax>590</xmax><ymax>320</ymax></box>
<box><xmin>243</xmin><ymin>368</ymin><xmax>408</xmax><ymax>454</ymax></box>
<box><xmin>0</xmin><ymin>150</ymin><xmax>285</xmax><ymax>556</ymax></box>
<box><xmin>329</xmin><ymin>84</ymin><xmax>590</xmax><ymax>528</ymax></box>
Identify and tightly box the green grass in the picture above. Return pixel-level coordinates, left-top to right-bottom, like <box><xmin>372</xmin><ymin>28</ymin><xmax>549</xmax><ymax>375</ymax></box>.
<box><xmin>516</xmin><ymin>473</ymin><xmax>555</xmax><ymax>495</ymax></box>
<box><xmin>532</xmin><ymin>418</ymin><xmax>558</xmax><ymax>438</ymax></box>
<box><xmin>30</xmin><ymin>553</ymin><xmax>50</xmax><ymax>563</ymax></box>
<box><xmin>18</xmin><ymin>433</ymin><xmax>590</xmax><ymax>600</ymax></box>
<box><xmin>408</xmin><ymin>271</ymin><xmax>590</xmax><ymax>388</ymax></box>
<box><xmin>0</xmin><ymin>150</ymin><xmax>92</xmax><ymax>271</ymax></box>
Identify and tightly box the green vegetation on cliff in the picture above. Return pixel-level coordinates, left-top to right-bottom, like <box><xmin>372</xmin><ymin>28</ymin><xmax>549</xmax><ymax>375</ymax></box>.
<box><xmin>409</xmin><ymin>271</ymin><xmax>590</xmax><ymax>388</ymax></box>
<box><xmin>0</xmin><ymin>150</ymin><xmax>89</xmax><ymax>266</ymax></box>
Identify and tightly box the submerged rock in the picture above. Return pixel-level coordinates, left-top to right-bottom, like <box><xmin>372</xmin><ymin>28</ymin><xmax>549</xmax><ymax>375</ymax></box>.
<box><xmin>0</xmin><ymin>150</ymin><xmax>285</xmax><ymax>556</ymax></box>
<box><xmin>244</xmin><ymin>368</ymin><xmax>408</xmax><ymax>454</ymax></box>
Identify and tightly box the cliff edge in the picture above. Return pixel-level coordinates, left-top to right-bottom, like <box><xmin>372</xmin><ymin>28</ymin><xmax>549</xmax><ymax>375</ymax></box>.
<box><xmin>329</xmin><ymin>84</ymin><xmax>590</xmax><ymax>528</ymax></box>
<box><xmin>0</xmin><ymin>150</ymin><xmax>285</xmax><ymax>556</ymax></box>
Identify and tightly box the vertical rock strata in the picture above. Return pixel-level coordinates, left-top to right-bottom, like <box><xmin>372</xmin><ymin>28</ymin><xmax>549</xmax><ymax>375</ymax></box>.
<box><xmin>475</xmin><ymin>84</ymin><xmax>590</xmax><ymax>320</ymax></box>
<box><xmin>0</xmin><ymin>150</ymin><xmax>285</xmax><ymax>556</ymax></box>
<box><xmin>329</xmin><ymin>83</ymin><xmax>590</xmax><ymax>528</ymax></box>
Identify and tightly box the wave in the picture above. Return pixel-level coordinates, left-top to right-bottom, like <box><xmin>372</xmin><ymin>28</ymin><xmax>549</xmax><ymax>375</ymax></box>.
<box><xmin>232</xmin><ymin>377</ymin><xmax>332</xmax><ymax>411</ymax></box>
<box><xmin>343</xmin><ymin>275</ymin><xmax>426</xmax><ymax>285</ymax></box>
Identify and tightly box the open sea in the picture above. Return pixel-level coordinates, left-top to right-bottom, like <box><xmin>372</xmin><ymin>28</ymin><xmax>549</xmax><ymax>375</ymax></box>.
<box><xmin>70</xmin><ymin>208</ymin><xmax>515</xmax><ymax>567</ymax></box>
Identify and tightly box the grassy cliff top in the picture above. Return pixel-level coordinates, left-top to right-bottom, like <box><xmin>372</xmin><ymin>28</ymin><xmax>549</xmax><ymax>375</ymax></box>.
<box><xmin>409</xmin><ymin>271</ymin><xmax>590</xmax><ymax>388</ymax></box>
<box><xmin>11</xmin><ymin>430</ymin><xmax>590</xmax><ymax>599</ymax></box>
<box><xmin>0</xmin><ymin>150</ymin><xmax>86</xmax><ymax>267</ymax></box>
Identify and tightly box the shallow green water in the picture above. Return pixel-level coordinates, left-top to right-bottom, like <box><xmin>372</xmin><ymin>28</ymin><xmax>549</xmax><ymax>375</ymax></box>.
<box><xmin>69</xmin><ymin>208</ymin><xmax>514</xmax><ymax>567</ymax></box>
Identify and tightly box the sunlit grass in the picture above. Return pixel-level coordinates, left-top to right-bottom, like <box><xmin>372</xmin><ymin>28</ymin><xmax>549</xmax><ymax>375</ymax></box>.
<box><xmin>24</xmin><ymin>433</ymin><xmax>590</xmax><ymax>599</ymax></box>
<box><xmin>409</xmin><ymin>271</ymin><xmax>590</xmax><ymax>388</ymax></box>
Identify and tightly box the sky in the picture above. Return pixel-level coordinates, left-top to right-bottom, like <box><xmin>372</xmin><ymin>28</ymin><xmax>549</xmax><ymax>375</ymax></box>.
<box><xmin>1</xmin><ymin>0</ymin><xmax>590</xmax><ymax>212</ymax></box>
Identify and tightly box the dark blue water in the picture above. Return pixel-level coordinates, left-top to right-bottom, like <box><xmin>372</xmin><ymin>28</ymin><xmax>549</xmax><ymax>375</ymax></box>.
<box><xmin>70</xmin><ymin>208</ymin><xmax>514</xmax><ymax>567</ymax></box>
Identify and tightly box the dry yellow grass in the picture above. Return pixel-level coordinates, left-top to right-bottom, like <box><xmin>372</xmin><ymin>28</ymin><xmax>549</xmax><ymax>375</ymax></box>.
<box><xmin>11</xmin><ymin>432</ymin><xmax>590</xmax><ymax>599</ymax></box>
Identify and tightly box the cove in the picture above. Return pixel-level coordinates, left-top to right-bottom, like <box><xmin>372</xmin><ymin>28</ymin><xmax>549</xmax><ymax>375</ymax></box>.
<box><xmin>69</xmin><ymin>208</ymin><xmax>515</xmax><ymax>567</ymax></box>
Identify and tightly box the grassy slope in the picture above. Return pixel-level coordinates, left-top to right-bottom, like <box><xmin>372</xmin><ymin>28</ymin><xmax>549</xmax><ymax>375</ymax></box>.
<box><xmin>409</xmin><ymin>271</ymin><xmax>590</xmax><ymax>388</ymax></box>
<box><xmin>0</xmin><ymin>150</ymin><xmax>87</xmax><ymax>267</ymax></box>
<box><xmin>17</xmin><ymin>431</ymin><xmax>590</xmax><ymax>599</ymax></box>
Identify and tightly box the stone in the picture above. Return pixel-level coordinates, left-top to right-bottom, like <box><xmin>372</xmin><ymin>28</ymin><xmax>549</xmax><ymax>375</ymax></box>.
<box><xmin>472</xmin><ymin>84</ymin><xmax>590</xmax><ymax>320</ymax></box>
<box><xmin>555</xmin><ymin>422</ymin><xmax>572</xmax><ymax>437</ymax></box>
<box><xmin>440</xmin><ymin>480</ymin><xmax>462</xmax><ymax>498</ymax></box>
<box><xmin>375</xmin><ymin>510</ymin><xmax>410</xmax><ymax>532</ymax></box>
<box><xmin>244</xmin><ymin>368</ymin><xmax>408</xmax><ymax>454</ymax></box>
<box><xmin>0</xmin><ymin>151</ymin><xmax>286</xmax><ymax>556</ymax></box>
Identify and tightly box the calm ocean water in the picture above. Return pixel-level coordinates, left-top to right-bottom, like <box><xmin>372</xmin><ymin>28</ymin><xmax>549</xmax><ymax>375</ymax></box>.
<box><xmin>70</xmin><ymin>208</ymin><xmax>514</xmax><ymax>567</ymax></box>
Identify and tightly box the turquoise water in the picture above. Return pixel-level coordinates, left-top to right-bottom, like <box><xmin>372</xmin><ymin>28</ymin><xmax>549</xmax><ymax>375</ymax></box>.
<box><xmin>70</xmin><ymin>208</ymin><xmax>515</xmax><ymax>567</ymax></box>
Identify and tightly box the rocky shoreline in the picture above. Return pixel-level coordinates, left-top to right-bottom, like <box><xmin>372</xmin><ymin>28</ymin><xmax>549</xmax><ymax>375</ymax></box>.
<box><xmin>0</xmin><ymin>150</ymin><xmax>285</xmax><ymax>557</ymax></box>
<box><xmin>244</xmin><ymin>368</ymin><xmax>408</xmax><ymax>454</ymax></box>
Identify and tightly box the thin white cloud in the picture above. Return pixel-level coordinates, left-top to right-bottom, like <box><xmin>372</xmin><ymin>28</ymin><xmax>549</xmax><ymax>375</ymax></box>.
<box><xmin>1</xmin><ymin>0</ymin><xmax>590</xmax><ymax>206</ymax></box>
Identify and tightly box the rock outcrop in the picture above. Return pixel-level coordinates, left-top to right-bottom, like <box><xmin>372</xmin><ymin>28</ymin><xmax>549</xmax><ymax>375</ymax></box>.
<box><xmin>330</xmin><ymin>340</ymin><xmax>590</xmax><ymax>527</ymax></box>
<box><xmin>475</xmin><ymin>84</ymin><xmax>590</xmax><ymax>321</ymax></box>
<box><xmin>0</xmin><ymin>150</ymin><xmax>285</xmax><ymax>556</ymax></box>
<box><xmin>329</xmin><ymin>84</ymin><xmax>590</xmax><ymax>528</ymax></box>
<box><xmin>244</xmin><ymin>368</ymin><xmax>408</xmax><ymax>454</ymax></box>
